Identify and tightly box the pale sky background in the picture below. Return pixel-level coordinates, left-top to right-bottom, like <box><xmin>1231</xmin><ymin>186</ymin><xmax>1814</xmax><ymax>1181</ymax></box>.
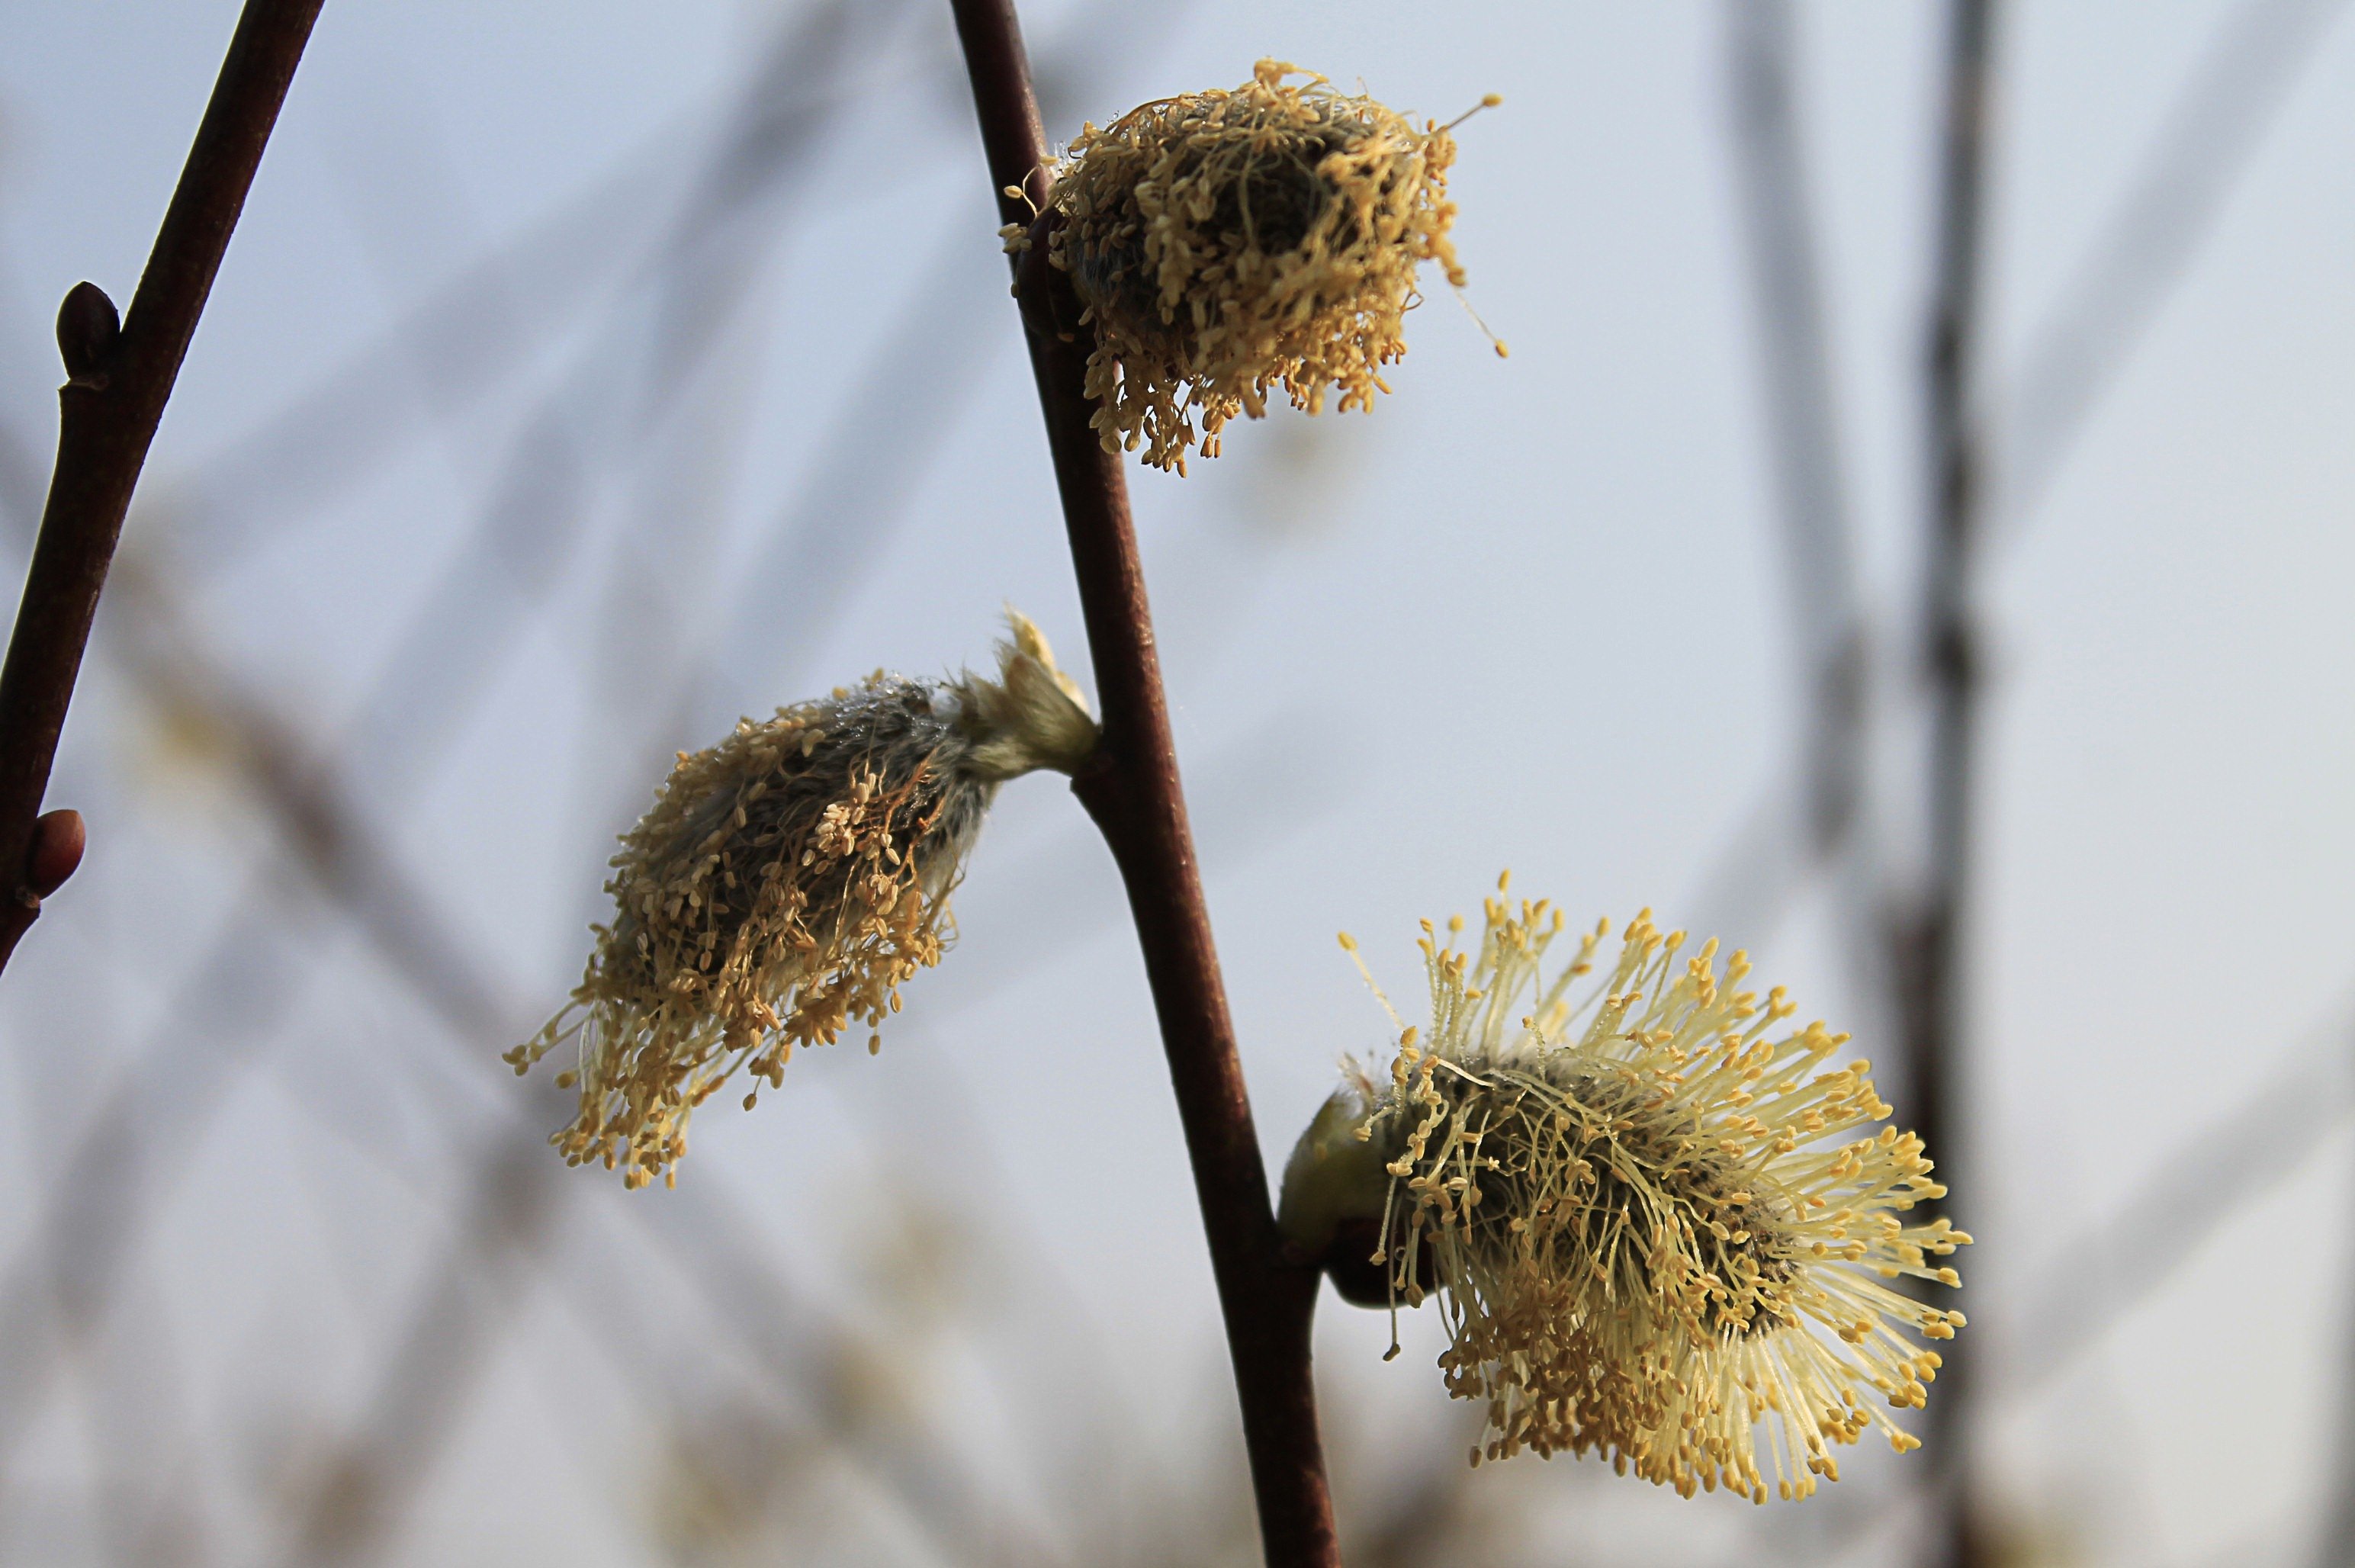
<box><xmin>1</xmin><ymin>2</ymin><xmax>2351</xmax><ymax>1565</ymax></box>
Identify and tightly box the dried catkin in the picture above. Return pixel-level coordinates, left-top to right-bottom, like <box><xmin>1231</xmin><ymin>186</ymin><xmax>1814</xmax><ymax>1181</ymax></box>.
<box><xmin>508</xmin><ymin>613</ymin><xmax>1097</xmax><ymax>1187</ymax></box>
<box><xmin>1030</xmin><ymin>60</ymin><xmax>1495</xmax><ymax>473</ymax></box>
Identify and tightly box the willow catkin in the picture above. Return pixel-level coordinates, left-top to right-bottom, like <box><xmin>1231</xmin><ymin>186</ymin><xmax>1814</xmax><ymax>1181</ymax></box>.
<box><xmin>1282</xmin><ymin>879</ymin><xmax>1971</xmax><ymax>1502</ymax></box>
<box><xmin>1026</xmin><ymin>60</ymin><xmax>1498</xmax><ymax>474</ymax></box>
<box><xmin>508</xmin><ymin>613</ymin><xmax>1097</xmax><ymax>1187</ymax></box>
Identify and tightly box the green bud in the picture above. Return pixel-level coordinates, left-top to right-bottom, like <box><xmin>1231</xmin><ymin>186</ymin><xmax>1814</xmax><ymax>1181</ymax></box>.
<box><xmin>1276</xmin><ymin>1074</ymin><xmax>1402</xmax><ymax>1307</ymax></box>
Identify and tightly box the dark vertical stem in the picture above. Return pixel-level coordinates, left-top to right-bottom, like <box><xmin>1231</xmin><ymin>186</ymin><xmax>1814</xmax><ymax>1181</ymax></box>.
<box><xmin>1901</xmin><ymin>2</ymin><xmax>1996</xmax><ymax>1565</ymax></box>
<box><xmin>0</xmin><ymin>0</ymin><xmax>326</xmax><ymax>974</ymax></box>
<box><xmin>944</xmin><ymin>4</ymin><xmax>1340</xmax><ymax>1564</ymax></box>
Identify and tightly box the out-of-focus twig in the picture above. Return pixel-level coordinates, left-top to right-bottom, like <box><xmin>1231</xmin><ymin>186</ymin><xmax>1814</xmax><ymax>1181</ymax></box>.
<box><xmin>1804</xmin><ymin>1000</ymin><xmax>2355</xmax><ymax>1564</ymax></box>
<box><xmin>1697</xmin><ymin>0</ymin><xmax>2347</xmax><ymax>968</ymax></box>
<box><xmin>946</xmin><ymin>5</ymin><xmax>1338</xmax><ymax>1563</ymax></box>
<box><xmin>1899</xmin><ymin>5</ymin><xmax>1997</xmax><ymax>1566</ymax></box>
<box><xmin>1722</xmin><ymin>0</ymin><xmax>1865</xmax><ymax>869</ymax></box>
<box><xmin>1699</xmin><ymin>0</ymin><xmax>1888</xmax><ymax>1067</ymax></box>
<box><xmin>1998</xmin><ymin>0</ymin><xmax>2350</xmax><ymax>530</ymax></box>
<box><xmin>0</xmin><ymin>0</ymin><xmax>323</xmax><ymax>974</ymax></box>
<box><xmin>168</xmin><ymin>0</ymin><xmax>900</xmax><ymax>578</ymax></box>
<box><xmin>0</xmin><ymin>522</ymin><xmax>1055</xmax><ymax>1568</ymax></box>
<box><xmin>0</xmin><ymin>545</ymin><xmax>511</xmax><ymax>1503</ymax></box>
<box><xmin>0</xmin><ymin>14</ymin><xmax>1102</xmax><ymax>1544</ymax></box>
<box><xmin>2010</xmin><ymin>1006</ymin><xmax>2353</xmax><ymax>1393</ymax></box>
<box><xmin>278</xmin><ymin>1139</ymin><xmax>556</xmax><ymax>1568</ymax></box>
<box><xmin>2315</xmin><ymin>1158</ymin><xmax>2355</xmax><ymax>1560</ymax></box>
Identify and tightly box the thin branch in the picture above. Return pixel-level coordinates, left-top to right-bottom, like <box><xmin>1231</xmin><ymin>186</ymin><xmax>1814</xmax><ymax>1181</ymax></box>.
<box><xmin>945</xmin><ymin>4</ymin><xmax>1338</xmax><ymax>1563</ymax></box>
<box><xmin>0</xmin><ymin>0</ymin><xmax>324</xmax><ymax>975</ymax></box>
<box><xmin>1898</xmin><ymin>4</ymin><xmax>1997</xmax><ymax>1566</ymax></box>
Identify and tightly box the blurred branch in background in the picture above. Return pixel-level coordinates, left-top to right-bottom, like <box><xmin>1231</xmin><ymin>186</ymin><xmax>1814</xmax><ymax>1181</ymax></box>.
<box><xmin>1698</xmin><ymin>0</ymin><xmax>2355</xmax><ymax>967</ymax></box>
<box><xmin>101</xmin><ymin>1280</ymin><xmax>213</xmax><ymax>1568</ymax></box>
<box><xmin>280</xmin><ymin>1139</ymin><xmax>560</xmax><ymax>1568</ymax></box>
<box><xmin>0</xmin><ymin>0</ymin><xmax>902</xmax><ymax>1416</ymax></box>
<box><xmin>677</xmin><ymin>221</ymin><xmax>1001</xmax><ymax>735</ymax></box>
<box><xmin>1700</xmin><ymin>0</ymin><xmax>1881</xmax><ymax>1047</ymax></box>
<box><xmin>0</xmin><ymin>506</ymin><xmax>513</xmax><ymax>1510</ymax></box>
<box><xmin>161</xmin><ymin>0</ymin><xmax>905</xmax><ymax>583</ymax></box>
<box><xmin>2008</xmin><ymin>1003</ymin><xmax>2355</xmax><ymax>1397</ymax></box>
<box><xmin>1902</xmin><ymin>6</ymin><xmax>1996</xmax><ymax>1567</ymax></box>
<box><xmin>2316</xmin><ymin>1076</ymin><xmax>2355</xmax><ymax>1564</ymax></box>
<box><xmin>0</xmin><ymin>0</ymin><xmax>323</xmax><ymax>974</ymax></box>
<box><xmin>1345</xmin><ymin>1416</ymin><xmax>1489</xmax><ymax>1568</ymax></box>
<box><xmin>1707</xmin><ymin>11</ymin><xmax>2355</xmax><ymax>1547</ymax></box>
<box><xmin>1720</xmin><ymin>0</ymin><xmax>1865</xmax><ymax>876</ymax></box>
<box><xmin>1997</xmin><ymin>0</ymin><xmax>2351</xmax><ymax>532</ymax></box>
<box><xmin>0</xmin><ymin>0</ymin><xmax>917</xmax><ymax>1537</ymax></box>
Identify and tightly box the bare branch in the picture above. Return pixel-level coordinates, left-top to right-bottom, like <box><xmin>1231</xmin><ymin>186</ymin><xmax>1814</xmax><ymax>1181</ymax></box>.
<box><xmin>946</xmin><ymin>4</ymin><xmax>1339</xmax><ymax>1561</ymax></box>
<box><xmin>0</xmin><ymin>0</ymin><xmax>326</xmax><ymax>974</ymax></box>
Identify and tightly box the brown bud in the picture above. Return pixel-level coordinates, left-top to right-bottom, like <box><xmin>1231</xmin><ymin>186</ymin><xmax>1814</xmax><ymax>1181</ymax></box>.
<box><xmin>56</xmin><ymin>282</ymin><xmax>120</xmax><ymax>388</ymax></box>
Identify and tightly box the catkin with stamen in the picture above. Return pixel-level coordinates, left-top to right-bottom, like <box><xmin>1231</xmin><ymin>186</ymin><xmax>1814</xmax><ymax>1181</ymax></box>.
<box><xmin>506</xmin><ymin>612</ymin><xmax>1097</xmax><ymax>1188</ymax></box>
<box><xmin>1281</xmin><ymin>876</ymin><xmax>1971</xmax><ymax>1502</ymax></box>
<box><xmin>1023</xmin><ymin>59</ymin><xmax>1499</xmax><ymax>474</ymax></box>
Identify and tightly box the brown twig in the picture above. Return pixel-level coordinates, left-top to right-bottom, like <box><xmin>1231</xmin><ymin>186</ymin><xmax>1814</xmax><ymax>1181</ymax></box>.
<box><xmin>944</xmin><ymin>4</ymin><xmax>1340</xmax><ymax>1563</ymax></box>
<box><xmin>0</xmin><ymin>0</ymin><xmax>325</xmax><ymax>975</ymax></box>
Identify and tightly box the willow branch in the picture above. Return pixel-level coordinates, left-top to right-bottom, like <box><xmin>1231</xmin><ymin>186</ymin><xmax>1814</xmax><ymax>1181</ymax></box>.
<box><xmin>944</xmin><ymin>4</ymin><xmax>1340</xmax><ymax>1563</ymax></box>
<box><xmin>0</xmin><ymin>0</ymin><xmax>325</xmax><ymax>975</ymax></box>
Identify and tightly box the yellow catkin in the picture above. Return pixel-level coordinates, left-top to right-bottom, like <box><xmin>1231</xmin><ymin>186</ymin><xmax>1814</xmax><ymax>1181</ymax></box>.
<box><xmin>1036</xmin><ymin>60</ymin><xmax>1480</xmax><ymax>473</ymax></box>
<box><xmin>506</xmin><ymin>614</ymin><xmax>1095</xmax><ymax>1187</ymax></box>
<box><xmin>1343</xmin><ymin>890</ymin><xmax>1970</xmax><ymax>1501</ymax></box>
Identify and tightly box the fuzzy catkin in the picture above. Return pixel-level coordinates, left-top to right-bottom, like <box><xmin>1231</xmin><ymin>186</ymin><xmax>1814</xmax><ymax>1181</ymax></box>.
<box><xmin>1298</xmin><ymin>882</ymin><xmax>1971</xmax><ymax>1502</ymax></box>
<box><xmin>509</xmin><ymin>615</ymin><xmax>1096</xmax><ymax>1187</ymax></box>
<box><xmin>1033</xmin><ymin>60</ymin><xmax>1484</xmax><ymax>474</ymax></box>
